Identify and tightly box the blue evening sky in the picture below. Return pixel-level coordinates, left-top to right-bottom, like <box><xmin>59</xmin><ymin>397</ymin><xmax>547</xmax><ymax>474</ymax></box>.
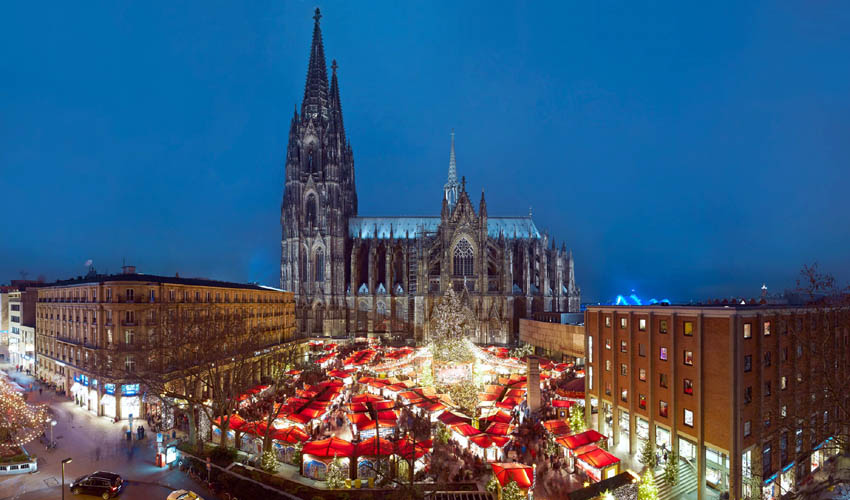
<box><xmin>1</xmin><ymin>1</ymin><xmax>849</xmax><ymax>303</ymax></box>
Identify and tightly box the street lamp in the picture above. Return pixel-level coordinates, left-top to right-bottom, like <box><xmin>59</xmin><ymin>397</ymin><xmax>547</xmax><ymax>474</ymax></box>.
<box><xmin>61</xmin><ymin>457</ymin><xmax>72</xmax><ymax>500</ymax></box>
<box><xmin>50</xmin><ymin>420</ymin><xmax>57</xmax><ymax>446</ymax></box>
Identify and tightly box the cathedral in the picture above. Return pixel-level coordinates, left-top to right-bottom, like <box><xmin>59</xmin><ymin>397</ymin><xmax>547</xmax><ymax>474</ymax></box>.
<box><xmin>281</xmin><ymin>9</ymin><xmax>580</xmax><ymax>344</ymax></box>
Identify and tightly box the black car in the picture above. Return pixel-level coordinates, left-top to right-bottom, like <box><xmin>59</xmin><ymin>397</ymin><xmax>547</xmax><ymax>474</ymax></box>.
<box><xmin>70</xmin><ymin>471</ymin><xmax>125</xmax><ymax>499</ymax></box>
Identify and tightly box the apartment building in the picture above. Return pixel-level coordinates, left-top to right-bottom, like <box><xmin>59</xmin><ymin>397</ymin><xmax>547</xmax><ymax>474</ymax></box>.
<box><xmin>35</xmin><ymin>269</ymin><xmax>297</xmax><ymax>421</ymax></box>
<box><xmin>584</xmin><ymin>305</ymin><xmax>848</xmax><ymax>500</ymax></box>
<box><xmin>7</xmin><ymin>287</ymin><xmax>39</xmax><ymax>372</ymax></box>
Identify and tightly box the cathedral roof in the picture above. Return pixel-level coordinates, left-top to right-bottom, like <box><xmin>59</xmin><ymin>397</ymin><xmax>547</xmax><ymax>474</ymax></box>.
<box><xmin>348</xmin><ymin>216</ymin><xmax>541</xmax><ymax>240</ymax></box>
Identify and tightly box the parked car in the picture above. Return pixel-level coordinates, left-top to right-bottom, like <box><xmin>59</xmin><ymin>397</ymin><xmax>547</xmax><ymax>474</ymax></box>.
<box><xmin>167</xmin><ymin>490</ymin><xmax>204</xmax><ymax>500</ymax></box>
<box><xmin>70</xmin><ymin>471</ymin><xmax>124</xmax><ymax>499</ymax></box>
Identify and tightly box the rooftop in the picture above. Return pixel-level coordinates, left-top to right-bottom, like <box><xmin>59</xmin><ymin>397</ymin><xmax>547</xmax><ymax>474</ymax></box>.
<box><xmin>42</xmin><ymin>272</ymin><xmax>280</xmax><ymax>292</ymax></box>
<box><xmin>349</xmin><ymin>215</ymin><xmax>541</xmax><ymax>240</ymax></box>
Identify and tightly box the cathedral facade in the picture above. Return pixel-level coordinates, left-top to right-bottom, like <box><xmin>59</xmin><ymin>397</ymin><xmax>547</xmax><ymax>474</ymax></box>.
<box><xmin>281</xmin><ymin>10</ymin><xmax>580</xmax><ymax>344</ymax></box>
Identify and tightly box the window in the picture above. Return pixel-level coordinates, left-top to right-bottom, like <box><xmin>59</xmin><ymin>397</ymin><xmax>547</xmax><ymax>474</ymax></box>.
<box><xmin>149</xmin><ymin>290</ymin><xmax>155</xmax><ymax>302</ymax></box>
<box><xmin>639</xmin><ymin>368</ymin><xmax>646</xmax><ymax>381</ymax></box>
<box><xmin>659</xmin><ymin>401</ymin><xmax>668</xmax><ymax>418</ymax></box>
<box><xmin>315</xmin><ymin>250</ymin><xmax>325</xmax><ymax>282</ymax></box>
<box><xmin>764</xmin><ymin>381</ymin><xmax>771</xmax><ymax>396</ymax></box>
<box><xmin>764</xmin><ymin>351</ymin><xmax>771</xmax><ymax>367</ymax></box>
<box><xmin>605</xmin><ymin>338</ymin><xmax>611</xmax><ymax>350</ymax></box>
<box><xmin>683</xmin><ymin>350</ymin><xmax>693</xmax><ymax>366</ymax></box>
<box><xmin>605</xmin><ymin>316</ymin><xmax>611</xmax><ymax>327</ymax></box>
<box><xmin>744</xmin><ymin>420</ymin><xmax>751</xmax><ymax>437</ymax></box>
<box><xmin>780</xmin><ymin>376</ymin><xmax>787</xmax><ymax>390</ymax></box>
<box><xmin>660</xmin><ymin>347</ymin><xmax>668</xmax><ymax>361</ymax></box>
<box><xmin>195</xmin><ymin>291</ymin><xmax>200</xmax><ymax>302</ymax></box>
<box><xmin>659</xmin><ymin>320</ymin><xmax>668</xmax><ymax>333</ymax></box>
<box><xmin>781</xmin><ymin>405</ymin><xmax>787</xmax><ymax>418</ymax></box>
<box><xmin>796</xmin><ymin>344</ymin><xmax>802</xmax><ymax>359</ymax></box>
<box><xmin>744</xmin><ymin>355</ymin><xmax>752</xmax><ymax>372</ymax></box>
<box><xmin>684</xmin><ymin>321</ymin><xmax>694</xmax><ymax>336</ymax></box>
<box><xmin>621</xmin><ymin>389</ymin><xmax>628</xmax><ymax>402</ymax></box>
<box><xmin>453</xmin><ymin>239</ymin><xmax>474</xmax><ymax>276</ymax></box>
<box><xmin>639</xmin><ymin>394</ymin><xmax>647</xmax><ymax>409</ymax></box>
<box><xmin>764</xmin><ymin>412</ymin><xmax>771</xmax><ymax>429</ymax></box>
<box><xmin>588</xmin><ymin>336</ymin><xmax>593</xmax><ymax>359</ymax></box>
<box><xmin>744</xmin><ymin>386</ymin><xmax>752</xmax><ymax>404</ymax></box>
<box><xmin>764</xmin><ymin>321</ymin><xmax>771</xmax><ymax>336</ymax></box>
<box><xmin>169</xmin><ymin>290</ymin><xmax>175</xmax><ymax>301</ymax></box>
<box><xmin>684</xmin><ymin>409</ymin><xmax>694</xmax><ymax>427</ymax></box>
<box><xmin>684</xmin><ymin>378</ymin><xmax>693</xmax><ymax>395</ymax></box>
<box><xmin>605</xmin><ymin>360</ymin><xmax>611</xmax><ymax>371</ymax></box>
<box><xmin>125</xmin><ymin>311</ymin><xmax>135</xmax><ymax>324</ymax></box>
<box><xmin>125</xmin><ymin>330</ymin><xmax>134</xmax><ymax>345</ymax></box>
<box><xmin>605</xmin><ymin>382</ymin><xmax>611</xmax><ymax>396</ymax></box>
<box><xmin>744</xmin><ymin>323</ymin><xmax>752</xmax><ymax>339</ymax></box>
<box><xmin>639</xmin><ymin>318</ymin><xmax>646</xmax><ymax>331</ymax></box>
<box><xmin>589</xmin><ymin>366</ymin><xmax>593</xmax><ymax>390</ymax></box>
<box><xmin>206</xmin><ymin>292</ymin><xmax>211</xmax><ymax>302</ymax></box>
<box><xmin>781</xmin><ymin>346</ymin><xmax>788</xmax><ymax>362</ymax></box>
<box><xmin>639</xmin><ymin>343</ymin><xmax>646</xmax><ymax>357</ymax></box>
<box><xmin>620</xmin><ymin>363</ymin><xmax>627</xmax><ymax>376</ymax></box>
<box><xmin>620</xmin><ymin>340</ymin><xmax>627</xmax><ymax>353</ymax></box>
<box><xmin>106</xmin><ymin>289</ymin><xmax>112</xmax><ymax>302</ymax></box>
<box><xmin>660</xmin><ymin>373</ymin><xmax>668</xmax><ymax>388</ymax></box>
<box><xmin>305</xmin><ymin>193</ymin><xmax>317</xmax><ymax>227</ymax></box>
<box><xmin>125</xmin><ymin>355</ymin><xmax>135</xmax><ymax>372</ymax></box>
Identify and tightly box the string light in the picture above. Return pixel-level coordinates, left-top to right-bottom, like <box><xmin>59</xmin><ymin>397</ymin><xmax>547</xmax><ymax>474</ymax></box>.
<box><xmin>0</xmin><ymin>378</ymin><xmax>51</xmax><ymax>450</ymax></box>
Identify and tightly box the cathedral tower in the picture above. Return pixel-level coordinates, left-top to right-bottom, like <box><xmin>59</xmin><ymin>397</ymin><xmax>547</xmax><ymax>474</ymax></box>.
<box><xmin>281</xmin><ymin>8</ymin><xmax>356</xmax><ymax>335</ymax></box>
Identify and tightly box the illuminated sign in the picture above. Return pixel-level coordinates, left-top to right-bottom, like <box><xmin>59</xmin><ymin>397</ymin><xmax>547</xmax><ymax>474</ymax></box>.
<box><xmin>105</xmin><ymin>384</ymin><xmax>115</xmax><ymax>395</ymax></box>
<box><xmin>122</xmin><ymin>383</ymin><xmax>140</xmax><ymax>396</ymax></box>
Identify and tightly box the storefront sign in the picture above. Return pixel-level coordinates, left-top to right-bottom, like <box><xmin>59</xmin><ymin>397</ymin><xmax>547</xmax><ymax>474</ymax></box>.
<box><xmin>122</xmin><ymin>383</ymin><xmax>140</xmax><ymax>396</ymax></box>
<box><xmin>105</xmin><ymin>384</ymin><xmax>115</xmax><ymax>395</ymax></box>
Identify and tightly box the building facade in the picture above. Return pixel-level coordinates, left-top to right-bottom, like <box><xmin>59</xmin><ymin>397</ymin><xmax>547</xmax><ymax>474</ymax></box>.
<box><xmin>584</xmin><ymin>305</ymin><xmax>848</xmax><ymax>500</ymax></box>
<box><xmin>281</xmin><ymin>9</ymin><xmax>580</xmax><ymax>342</ymax></box>
<box><xmin>35</xmin><ymin>269</ymin><xmax>297</xmax><ymax>420</ymax></box>
<box><xmin>8</xmin><ymin>288</ymin><xmax>38</xmax><ymax>372</ymax></box>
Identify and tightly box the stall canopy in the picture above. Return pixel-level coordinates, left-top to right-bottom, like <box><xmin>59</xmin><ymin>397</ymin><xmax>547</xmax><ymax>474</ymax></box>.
<box><xmin>483</xmin><ymin>422</ymin><xmax>514</xmax><ymax>436</ymax></box>
<box><xmin>270</xmin><ymin>426</ymin><xmax>310</xmax><ymax>443</ymax></box>
<box><xmin>575</xmin><ymin>445</ymin><xmax>620</xmax><ymax>469</ymax></box>
<box><xmin>556</xmin><ymin>429</ymin><xmax>606</xmax><ymax>451</ymax></box>
<box><xmin>552</xmin><ymin>399</ymin><xmax>573</xmax><ymax>408</ymax></box>
<box><xmin>214</xmin><ymin>414</ymin><xmax>246</xmax><ymax>432</ymax></box>
<box><xmin>542</xmin><ymin>419</ymin><xmax>572</xmax><ymax>436</ymax></box>
<box><xmin>490</xmin><ymin>462</ymin><xmax>534</xmax><ymax>489</ymax></box>
<box><xmin>356</xmin><ymin>437</ymin><xmax>395</xmax><ymax>457</ymax></box>
<box><xmin>396</xmin><ymin>436</ymin><xmax>433</xmax><ymax>460</ymax></box>
<box><xmin>302</xmin><ymin>437</ymin><xmax>355</xmax><ymax>458</ymax></box>
<box><xmin>479</xmin><ymin>410</ymin><xmax>513</xmax><ymax>425</ymax></box>
<box><xmin>438</xmin><ymin>410</ymin><xmax>472</xmax><ymax>427</ymax></box>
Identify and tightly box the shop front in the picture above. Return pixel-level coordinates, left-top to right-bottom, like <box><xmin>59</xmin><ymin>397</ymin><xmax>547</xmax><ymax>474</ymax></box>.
<box><xmin>705</xmin><ymin>445</ymin><xmax>729</xmax><ymax>493</ymax></box>
<box><xmin>102</xmin><ymin>384</ymin><xmax>117</xmax><ymax>419</ymax></box>
<box><xmin>618</xmin><ymin>409</ymin><xmax>630</xmax><ymax>447</ymax></box>
<box><xmin>120</xmin><ymin>383</ymin><xmax>141</xmax><ymax>421</ymax></box>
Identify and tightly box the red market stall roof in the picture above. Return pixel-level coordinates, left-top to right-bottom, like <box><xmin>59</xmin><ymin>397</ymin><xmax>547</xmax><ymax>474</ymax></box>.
<box><xmin>317</xmin><ymin>354</ymin><xmax>335</xmax><ymax>364</ymax></box>
<box><xmin>352</xmin><ymin>393</ymin><xmax>385</xmax><ymax>403</ymax></box>
<box><xmin>495</xmin><ymin>397</ymin><xmax>522</xmax><ymax>410</ymax></box>
<box><xmin>324</xmin><ymin>343</ymin><xmax>338</xmax><ymax>351</ymax></box>
<box><xmin>552</xmin><ymin>399</ymin><xmax>573</xmax><ymax>408</ymax></box>
<box><xmin>556</xmin><ymin>429</ymin><xmax>606</xmax><ymax>450</ymax></box>
<box><xmin>503</xmin><ymin>388</ymin><xmax>526</xmax><ymax>399</ymax></box>
<box><xmin>327</xmin><ymin>369</ymin><xmax>352</xmax><ymax>379</ymax></box>
<box><xmin>396</xmin><ymin>437</ymin><xmax>433</xmax><ymax>460</ymax></box>
<box><xmin>490</xmin><ymin>462</ymin><xmax>534</xmax><ymax>489</ymax></box>
<box><xmin>542</xmin><ymin>419</ymin><xmax>572</xmax><ymax>436</ymax></box>
<box><xmin>480</xmin><ymin>410</ymin><xmax>513</xmax><ymax>425</ymax></box>
<box><xmin>247</xmin><ymin>384</ymin><xmax>270</xmax><ymax>394</ymax></box>
<box><xmin>415</xmin><ymin>400</ymin><xmax>446</xmax><ymax>413</ymax></box>
<box><xmin>214</xmin><ymin>414</ymin><xmax>246</xmax><ymax>431</ymax></box>
<box><xmin>575</xmin><ymin>445</ymin><xmax>620</xmax><ymax>469</ymax></box>
<box><xmin>302</xmin><ymin>437</ymin><xmax>355</xmax><ymax>458</ymax></box>
<box><xmin>347</xmin><ymin>400</ymin><xmax>396</xmax><ymax>412</ymax></box>
<box><xmin>450</xmin><ymin>423</ymin><xmax>482</xmax><ymax>438</ymax></box>
<box><xmin>438</xmin><ymin>410</ymin><xmax>472</xmax><ymax>427</ymax></box>
<box><xmin>484</xmin><ymin>422</ymin><xmax>514</xmax><ymax>436</ymax></box>
<box><xmin>286</xmin><ymin>369</ymin><xmax>302</xmax><ymax>375</ymax></box>
<box><xmin>356</xmin><ymin>437</ymin><xmax>395</xmax><ymax>457</ymax></box>
<box><xmin>359</xmin><ymin>419</ymin><xmax>397</xmax><ymax>432</ymax></box>
<box><xmin>271</xmin><ymin>426</ymin><xmax>310</xmax><ymax>444</ymax></box>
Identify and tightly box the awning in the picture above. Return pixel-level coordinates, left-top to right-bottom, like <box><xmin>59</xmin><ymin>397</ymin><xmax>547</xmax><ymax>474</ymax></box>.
<box><xmin>356</xmin><ymin>437</ymin><xmax>395</xmax><ymax>457</ymax></box>
<box><xmin>556</xmin><ymin>429</ymin><xmax>606</xmax><ymax>450</ymax></box>
<box><xmin>438</xmin><ymin>410</ymin><xmax>472</xmax><ymax>427</ymax></box>
<box><xmin>575</xmin><ymin>445</ymin><xmax>620</xmax><ymax>469</ymax></box>
<box><xmin>490</xmin><ymin>462</ymin><xmax>534</xmax><ymax>489</ymax></box>
<box><xmin>302</xmin><ymin>437</ymin><xmax>354</xmax><ymax>458</ymax></box>
<box><xmin>542</xmin><ymin>419</ymin><xmax>571</xmax><ymax>436</ymax></box>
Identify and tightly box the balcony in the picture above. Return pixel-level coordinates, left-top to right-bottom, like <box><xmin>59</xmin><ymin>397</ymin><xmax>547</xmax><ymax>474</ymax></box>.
<box><xmin>121</xmin><ymin>320</ymin><xmax>138</xmax><ymax>326</ymax></box>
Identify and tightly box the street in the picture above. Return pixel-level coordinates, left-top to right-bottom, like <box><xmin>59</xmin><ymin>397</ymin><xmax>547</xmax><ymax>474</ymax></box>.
<box><xmin>0</xmin><ymin>351</ymin><xmax>219</xmax><ymax>500</ymax></box>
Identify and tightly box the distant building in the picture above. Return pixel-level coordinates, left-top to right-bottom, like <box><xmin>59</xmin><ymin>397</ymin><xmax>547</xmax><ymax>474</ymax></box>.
<box><xmin>280</xmin><ymin>9</ymin><xmax>580</xmax><ymax>342</ymax></box>
<box><xmin>584</xmin><ymin>305</ymin><xmax>847</xmax><ymax>500</ymax></box>
<box><xmin>7</xmin><ymin>287</ymin><xmax>39</xmax><ymax>372</ymax></box>
<box><xmin>519</xmin><ymin>312</ymin><xmax>586</xmax><ymax>362</ymax></box>
<box><xmin>35</xmin><ymin>269</ymin><xmax>297</xmax><ymax>420</ymax></box>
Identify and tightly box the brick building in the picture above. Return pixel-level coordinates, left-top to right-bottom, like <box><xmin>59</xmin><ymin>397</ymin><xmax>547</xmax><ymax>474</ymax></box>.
<box><xmin>584</xmin><ymin>305</ymin><xmax>848</xmax><ymax>500</ymax></box>
<box><xmin>35</xmin><ymin>268</ymin><xmax>297</xmax><ymax>421</ymax></box>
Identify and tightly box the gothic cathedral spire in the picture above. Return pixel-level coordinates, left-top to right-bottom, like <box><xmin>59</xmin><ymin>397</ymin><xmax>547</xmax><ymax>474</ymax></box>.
<box><xmin>303</xmin><ymin>8</ymin><xmax>330</xmax><ymax>120</ymax></box>
<box><xmin>444</xmin><ymin>129</ymin><xmax>460</xmax><ymax>210</ymax></box>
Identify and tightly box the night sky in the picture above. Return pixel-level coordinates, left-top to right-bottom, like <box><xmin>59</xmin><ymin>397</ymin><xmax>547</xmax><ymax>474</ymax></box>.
<box><xmin>2</xmin><ymin>2</ymin><xmax>849</xmax><ymax>303</ymax></box>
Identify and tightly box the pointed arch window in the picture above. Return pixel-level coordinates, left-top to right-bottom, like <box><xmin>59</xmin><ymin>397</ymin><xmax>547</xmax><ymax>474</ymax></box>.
<box><xmin>315</xmin><ymin>249</ymin><xmax>325</xmax><ymax>282</ymax></box>
<box><xmin>453</xmin><ymin>239</ymin><xmax>474</xmax><ymax>277</ymax></box>
<box><xmin>305</xmin><ymin>194</ymin><xmax>317</xmax><ymax>228</ymax></box>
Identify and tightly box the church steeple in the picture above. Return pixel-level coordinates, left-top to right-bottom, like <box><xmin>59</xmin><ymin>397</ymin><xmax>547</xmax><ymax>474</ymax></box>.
<box><xmin>329</xmin><ymin>59</ymin><xmax>345</xmax><ymax>140</ymax></box>
<box><xmin>444</xmin><ymin>129</ymin><xmax>460</xmax><ymax>210</ymax></box>
<box><xmin>302</xmin><ymin>8</ymin><xmax>330</xmax><ymax>120</ymax></box>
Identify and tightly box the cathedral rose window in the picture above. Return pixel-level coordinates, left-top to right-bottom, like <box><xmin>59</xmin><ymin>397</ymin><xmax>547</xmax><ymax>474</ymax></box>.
<box><xmin>453</xmin><ymin>239</ymin><xmax>474</xmax><ymax>277</ymax></box>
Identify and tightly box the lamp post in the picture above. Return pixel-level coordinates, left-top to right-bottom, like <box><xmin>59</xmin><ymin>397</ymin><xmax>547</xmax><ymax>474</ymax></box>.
<box><xmin>50</xmin><ymin>419</ymin><xmax>57</xmax><ymax>446</ymax></box>
<box><xmin>61</xmin><ymin>457</ymin><xmax>72</xmax><ymax>500</ymax></box>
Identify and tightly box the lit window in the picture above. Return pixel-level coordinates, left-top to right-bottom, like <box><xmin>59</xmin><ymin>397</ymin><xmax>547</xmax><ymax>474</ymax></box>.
<box><xmin>605</xmin><ymin>316</ymin><xmax>611</xmax><ymax>327</ymax></box>
<box><xmin>659</xmin><ymin>401</ymin><xmax>668</xmax><ymax>418</ymax></box>
<box><xmin>620</xmin><ymin>340</ymin><xmax>627</xmax><ymax>353</ymax></box>
<box><xmin>659</xmin><ymin>320</ymin><xmax>668</xmax><ymax>334</ymax></box>
<box><xmin>744</xmin><ymin>420</ymin><xmax>751</xmax><ymax>437</ymax></box>
<box><xmin>639</xmin><ymin>394</ymin><xmax>647</xmax><ymax>409</ymax></box>
<box><xmin>660</xmin><ymin>373</ymin><xmax>668</xmax><ymax>388</ymax></box>
<box><xmin>780</xmin><ymin>376</ymin><xmax>787</xmax><ymax>390</ymax></box>
<box><xmin>639</xmin><ymin>343</ymin><xmax>646</xmax><ymax>357</ymax></box>
<box><xmin>764</xmin><ymin>321</ymin><xmax>771</xmax><ymax>336</ymax></box>
<box><xmin>683</xmin><ymin>350</ymin><xmax>694</xmax><ymax>366</ymax></box>
<box><xmin>744</xmin><ymin>386</ymin><xmax>752</xmax><ymax>404</ymax></box>
<box><xmin>588</xmin><ymin>336</ymin><xmax>593</xmax><ymax>358</ymax></box>
<box><xmin>684</xmin><ymin>321</ymin><xmax>694</xmax><ymax>336</ymax></box>
<box><xmin>744</xmin><ymin>323</ymin><xmax>752</xmax><ymax>339</ymax></box>
<box><xmin>620</xmin><ymin>317</ymin><xmax>627</xmax><ymax>329</ymax></box>
<box><xmin>639</xmin><ymin>368</ymin><xmax>646</xmax><ymax>381</ymax></box>
<box><xmin>620</xmin><ymin>364</ymin><xmax>627</xmax><ymax>376</ymax></box>
<box><xmin>684</xmin><ymin>378</ymin><xmax>693</xmax><ymax>395</ymax></box>
<box><xmin>660</xmin><ymin>347</ymin><xmax>668</xmax><ymax>361</ymax></box>
<box><xmin>453</xmin><ymin>239</ymin><xmax>474</xmax><ymax>277</ymax></box>
<box><xmin>621</xmin><ymin>389</ymin><xmax>628</xmax><ymax>402</ymax></box>
<box><xmin>605</xmin><ymin>338</ymin><xmax>611</xmax><ymax>350</ymax></box>
<box><xmin>684</xmin><ymin>409</ymin><xmax>694</xmax><ymax>427</ymax></box>
<box><xmin>605</xmin><ymin>360</ymin><xmax>611</xmax><ymax>371</ymax></box>
<box><xmin>639</xmin><ymin>318</ymin><xmax>646</xmax><ymax>331</ymax></box>
<box><xmin>605</xmin><ymin>382</ymin><xmax>611</xmax><ymax>396</ymax></box>
<box><xmin>744</xmin><ymin>355</ymin><xmax>752</xmax><ymax>372</ymax></box>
